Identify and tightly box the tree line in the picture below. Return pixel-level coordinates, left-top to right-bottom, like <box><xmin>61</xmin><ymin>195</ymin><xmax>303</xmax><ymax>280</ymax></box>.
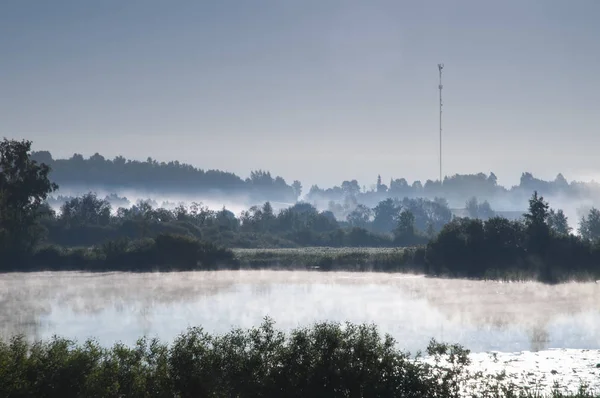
<box><xmin>308</xmin><ymin>172</ymin><xmax>600</xmax><ymax>210</ymax></box>
<box><xmin>3</xmin><ymin>138</ymin><xmax>600</xmax><ymax>281</ymax></box>
<box><xmin>30</xmin><ymin>150</ymin><xmax>302</xmax><ymax>203</ymax></box>
<box><xmin>30</xmin><ymin>149</ymin><xmax>600</xmax><ymax>210</ymax></box>
<box><xmin>40</xmin><ymin>193</ymin><xmax>444</xmax><ymax>249</ymax></box>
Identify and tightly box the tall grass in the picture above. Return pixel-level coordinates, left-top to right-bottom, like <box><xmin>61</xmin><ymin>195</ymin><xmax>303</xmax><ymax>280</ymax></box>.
<box><xmin>234</xmin><ymin>247</ymin><xmax>426</xmax><ymax>272</ymax></box>
<box><xmin>13</xmin><ymin>234</ymin><xmax>238</xmax><ymax>272</ymax></box>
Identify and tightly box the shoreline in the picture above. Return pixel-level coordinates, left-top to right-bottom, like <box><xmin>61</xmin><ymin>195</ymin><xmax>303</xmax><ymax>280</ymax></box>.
<box><xmin>4</xmin><ymin>245</ymin><xmax>598</xmax><ymax>284</ymax></box>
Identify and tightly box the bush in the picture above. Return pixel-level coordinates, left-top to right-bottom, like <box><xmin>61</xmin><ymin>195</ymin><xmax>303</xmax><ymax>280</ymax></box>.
<box><xmin>0</xmin><ymin>320</ymin><xmax>466</xmax><ymax>398</ymax></box>
<box><xmin>31</xmin><ymin>245</ymin><xmax>65</xmax><ymax>269</ymax></box>
<box><xmin>1</xmin><ymin>320</ymin><xmax>594</xmax><ymax>397</ymax></box>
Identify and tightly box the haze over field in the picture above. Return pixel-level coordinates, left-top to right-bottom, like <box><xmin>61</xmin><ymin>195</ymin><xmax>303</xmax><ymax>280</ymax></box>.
<box><xmin>2</xmin><ymin>0</ymin><xmax>600</xmax><ymax>187</ymax></box>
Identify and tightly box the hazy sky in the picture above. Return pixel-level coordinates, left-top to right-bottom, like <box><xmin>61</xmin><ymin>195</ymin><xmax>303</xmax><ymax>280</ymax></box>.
<box><xmin>1</xmin><ymin>0</ymin><xmax>599</xmax><ymax>188</ymax></box>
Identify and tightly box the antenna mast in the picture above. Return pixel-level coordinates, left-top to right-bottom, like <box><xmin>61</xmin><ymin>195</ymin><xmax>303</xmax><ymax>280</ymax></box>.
<box><xmin>438</xmin><ymin>63</ymin><xmax>444</xmax><ymax>184</ymax></box>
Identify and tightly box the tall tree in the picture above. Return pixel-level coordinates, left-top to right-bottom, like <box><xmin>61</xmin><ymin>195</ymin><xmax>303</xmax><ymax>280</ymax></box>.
<box><xmin>0</xmin><ymin>139</ymin><xmax>58</xmax><ymax>255</ymax></box>
<box><xmin>523</xmin><ymin>191</ymin><xmax>550</xmax><ymax>253</ymax></box>
<box><xmin>523</xmin><ymin>191</ymin><xmax>549</xmax><ymax>230</ymax></box>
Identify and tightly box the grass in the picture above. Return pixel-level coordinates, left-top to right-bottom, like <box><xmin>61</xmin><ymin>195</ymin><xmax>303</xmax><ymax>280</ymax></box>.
<box><xmin>233</xmin><ymin>246</ymin><xmax>426</xmax><ymax>272</ymax></box>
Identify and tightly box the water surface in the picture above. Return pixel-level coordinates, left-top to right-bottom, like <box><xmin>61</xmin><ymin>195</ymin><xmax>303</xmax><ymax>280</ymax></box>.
<box><xmin>1</xmin><ymin>271</ymin><xmax>599</xmax><ymax>354</ymax></box>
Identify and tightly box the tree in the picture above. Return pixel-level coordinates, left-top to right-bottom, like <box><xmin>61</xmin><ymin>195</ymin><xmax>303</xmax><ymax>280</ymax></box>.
<box><xmin>547</xmin><ymin>208</ymin><xmax>571</xmax><ymax>236</ymax></box>
<box><xmin>523</xmin><ymin>191</ymin><xmax>549</xmax><ymax>230</ymax></box>
<box><xmin>523</xmin><ymin>191</ymin><xmax>550</xmax><ymax>254</ymax></box>
<box><xmin>173</xmin><ymin>204</ymin><xmax>188</xmax><ymax>221</ymax></box>
<box><xmin>579</xmin><ymin>208</ymin><xmax>600</xmax><ymax>241</ymax></box>
<box><xmin>240</xmin><ymin>205</ymin><xmax>263</xmax><ymax>232</ymax></box>
<box><xmin>465</xmin><ymin>197</ymin><xmax>495</xmax><ymax>220</ymax></box>
<box><xmin>389</xmin><ymin>178</ymin><xmax>409</xmax><ymax>196</ymax></box>
<box><xmin>426</xmin><ymin>222</ymin><xmax>435</xmax><ymax>238</ymax></box>
<box><xmin>261</xmin><ymin>201</ymin><xmax>275</xmax><ymax>231</ymax></box>
<box><xmin>478</xmin><ymin>200</ymin><xmax>495</xmax><ymax>220</ymax></box>
<box><xmin>60</xmin><ymin>192</ymin><xmax>112</xmax><ymax>226</ymax></box>
<box><xmin>346</xmin><ymin>204</ymin><xmax>372</xmax><ymax>228</ymax></box>
<box><xmin>376</xmin><ymin>175</ymin><xmax>387</xmax><ymax>193</ymax></box>
<box><xmin>216</xmin><ymin>207</ymin><xmax>239</xmax><ymax>230</ymax></box>
<box><xmin>291</xmin><ymin>180</ymin><xmax>302</xmax><ymax>200</ymax></box>
<box><xmin>412</xmin><ymin>180</ymin><xmax>423</xmax><ymax>192</ymax></box>
<box><xmin>372</xmin><ymin>198</ymin><xmax>400</xmax><ymax>233</ymax></box>
<box><xmin>341</xmin><ymin>180</ymin><xmax>360</xmax><ymax>199</ymax></box>
<box><xmin>465</xmin><ymin>197</ymin><xmax>479</xmax><ymax>219</ymax></box>
<box><xmin>0</xmin><ymin>138</ymin><xmax>58</xmax><ymax>256</ymax></box>
<box><xmin>394</xmin><ymin>210</ymin><xmax>416</xmax><ymax>244</ymax></box>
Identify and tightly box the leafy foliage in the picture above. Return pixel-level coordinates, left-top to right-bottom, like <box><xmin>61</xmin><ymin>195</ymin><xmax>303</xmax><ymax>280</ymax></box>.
<box><xmin>0</xmin><ymin>139</ymin><xmax>58</xmax><ymax>256</ymax></box>
<box><xmin>1</xmin><ymin>233</ymin><xmax>236</xmax><ymax>272</ymax></box>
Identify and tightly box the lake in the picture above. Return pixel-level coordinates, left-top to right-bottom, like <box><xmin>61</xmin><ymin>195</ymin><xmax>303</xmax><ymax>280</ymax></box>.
<box><xmin>2</xmin><ymin>270</ymin><xmax>599</xmax><ymax>353</ymax></box>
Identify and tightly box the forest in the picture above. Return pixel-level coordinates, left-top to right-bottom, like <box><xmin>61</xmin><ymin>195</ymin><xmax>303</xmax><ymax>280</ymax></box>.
<box><xmin>31</xmin><ymin>149</ymin><xmax>600</xmax><ymax>209</ymax></box>
<box><xmin>30</xmin><ymin>150</ymin><xmax>302</xmax><ymax>203</ymax></box>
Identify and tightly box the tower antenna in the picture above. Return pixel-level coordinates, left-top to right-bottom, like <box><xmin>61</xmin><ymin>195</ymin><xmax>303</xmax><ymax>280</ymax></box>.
<box><xmin>438</xmin><ymin>63</ymin><xmax>444</xmax><ymax>184</ymax></box>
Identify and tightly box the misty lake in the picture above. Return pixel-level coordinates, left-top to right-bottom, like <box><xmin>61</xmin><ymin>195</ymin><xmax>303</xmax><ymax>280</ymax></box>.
<box><xmin>3</xmin><ymin>270</ymin><xmax>600</xmax><ymax>392</ymax></box>
<box><xmin>2</xmin><ymin>270</ymin><xmax>599</xmax><ymax>352</ymax></box>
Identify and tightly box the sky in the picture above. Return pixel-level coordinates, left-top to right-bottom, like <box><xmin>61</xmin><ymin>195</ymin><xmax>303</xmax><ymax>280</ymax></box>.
<box><xmin>1</xmin><ymin>0</ymin><xmax>599</xmax><ymax>189</ymax></box>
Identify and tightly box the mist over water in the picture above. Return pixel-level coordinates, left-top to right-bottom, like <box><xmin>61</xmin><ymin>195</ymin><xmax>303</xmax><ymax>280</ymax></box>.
<box><xmin>2</xmin><ymin>271</ymin><xmax>599</xmax><ymax>354</ymax></box>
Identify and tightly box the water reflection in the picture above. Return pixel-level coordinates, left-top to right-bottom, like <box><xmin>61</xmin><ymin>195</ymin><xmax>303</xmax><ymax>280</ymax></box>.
<box><xmin>1</xmin><ymin>271</ymin><xmax>599</xmax><ymax>353</ymax></box>
<box><xmin>528</xmin><ymin>324</ymin><xmax>550</xmax><ymax>352</ymax></box>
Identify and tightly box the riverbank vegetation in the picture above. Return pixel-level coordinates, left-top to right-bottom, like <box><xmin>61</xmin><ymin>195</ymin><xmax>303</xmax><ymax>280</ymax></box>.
<box><xmin>9</xmin><ymin>234</ymin><xmax>236</xmax><ymax>272</ymax></box>
<box><xmin>234</xmin><ymin>247</ymin><xmax>423</xmax><ymax>272</ymax></box>
<box><xmin>1</xmin><ymin>319</ymin><xmax>596</xmax><ymax>398</ymax></box>
<box><xmin>425</xmin><ymin>192</ymin><xmax>600</xmax><ymax>283</ymax></box>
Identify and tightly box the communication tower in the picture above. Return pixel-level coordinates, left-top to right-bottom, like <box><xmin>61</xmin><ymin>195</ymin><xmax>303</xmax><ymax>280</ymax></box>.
<box><xmin>438</xmin><ymin>63</ymin><xmax>444</xmax><ymax>184</ymax></box>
